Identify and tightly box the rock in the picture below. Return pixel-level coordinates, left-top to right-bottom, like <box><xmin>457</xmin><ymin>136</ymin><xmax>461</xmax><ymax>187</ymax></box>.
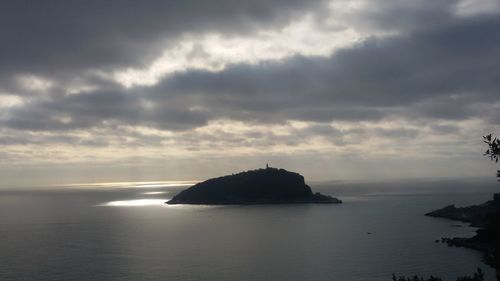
<box><xmin>166</xmin><ymin>167</ymin><xmax>342</xmax><ymax>205</ymax></box>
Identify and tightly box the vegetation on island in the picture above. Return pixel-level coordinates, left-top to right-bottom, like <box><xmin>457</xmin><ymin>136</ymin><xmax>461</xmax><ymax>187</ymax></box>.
<box><xmin>166</xmin><ymin>166</ymin><xmax>341</xmax><ymax>205</ymax></box>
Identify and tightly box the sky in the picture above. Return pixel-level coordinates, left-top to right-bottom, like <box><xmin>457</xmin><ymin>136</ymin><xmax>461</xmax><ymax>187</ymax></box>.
<box><xmin>1</xmin><ymin>0</ymin><xmax>500</xmax><ymax>187</ymax></box>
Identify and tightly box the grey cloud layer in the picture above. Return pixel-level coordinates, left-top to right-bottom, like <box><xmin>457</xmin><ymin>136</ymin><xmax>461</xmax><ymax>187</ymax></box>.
<box><xmin>3</xmin><ymin>10</ymin><xmax>500</xmax><ymax>133</ymax></box>
<box><xmin>0</xmin><ymin>0</ymin><xmax>324</xmax><ymax>82</ymax></box>
<box><xmin>3</xmin><ymin>0</ymin><xmax>500</xmax><ymax>185</ymax></box>
<box><xmin>143</xmin><ymin>13</ymin><xmax>500</xmax><ymax>124</ymax></box>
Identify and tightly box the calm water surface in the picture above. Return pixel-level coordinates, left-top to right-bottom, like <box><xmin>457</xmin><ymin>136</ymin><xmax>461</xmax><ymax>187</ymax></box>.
<box><xmin>0</xmin><ymin>179</ymin><xmax>498</xmax><ymax>281</ymax></box>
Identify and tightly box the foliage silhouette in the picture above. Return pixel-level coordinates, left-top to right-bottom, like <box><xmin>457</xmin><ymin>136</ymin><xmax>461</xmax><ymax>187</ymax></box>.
<box><xmin>484</xmin><ymin>134</ymin><xmax>500</xmax><ymax>180</ymax></box>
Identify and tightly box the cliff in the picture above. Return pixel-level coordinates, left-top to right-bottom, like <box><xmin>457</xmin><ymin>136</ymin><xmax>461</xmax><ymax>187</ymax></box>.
<box><xmin>166</xmin><ymin>167</ymin><xmax>341</xmax><ymax>205</ymax></box>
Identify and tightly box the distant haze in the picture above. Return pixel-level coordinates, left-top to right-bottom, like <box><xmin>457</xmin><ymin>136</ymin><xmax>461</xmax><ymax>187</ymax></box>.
<box><xmin>0</xmin><ymin>1</ymin><xmax>499</xmax><ymax>187</ymax></box>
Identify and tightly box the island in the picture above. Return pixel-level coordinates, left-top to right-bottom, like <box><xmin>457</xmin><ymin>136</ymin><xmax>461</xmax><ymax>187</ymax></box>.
<box><xmin>166</xmin><ymin>166</ymin><xmax>342</xmax><ymax>205</ymax></box>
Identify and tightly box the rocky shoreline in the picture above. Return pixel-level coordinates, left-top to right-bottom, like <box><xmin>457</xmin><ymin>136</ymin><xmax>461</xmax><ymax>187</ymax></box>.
<box><xmin>426</xmin><ymin>194</ymin><xmax>500</xmax><ymax>279</ymax></box>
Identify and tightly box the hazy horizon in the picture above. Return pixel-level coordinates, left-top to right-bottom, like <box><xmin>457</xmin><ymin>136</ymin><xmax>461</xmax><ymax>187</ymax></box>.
<box><xmin>1</xmin><ymin>169</ymin><xmax>498</xmax><ymax>190</ymax></box>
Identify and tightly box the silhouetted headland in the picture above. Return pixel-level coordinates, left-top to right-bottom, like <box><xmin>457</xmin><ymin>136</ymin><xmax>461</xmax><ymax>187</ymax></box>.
<box><xmin>166</xmin><ymin>166</ymin><xmax>342</xmax><ymax>205</ymax></box>
<box><xmin>426</xmin><ymin>194</ymin><xmax>500</xmax><ymax>276</ymax></box>
<box><xmin>426</xmin><ymin>195</ymin><xmax>500</xmax><ymax>227</ymax></box>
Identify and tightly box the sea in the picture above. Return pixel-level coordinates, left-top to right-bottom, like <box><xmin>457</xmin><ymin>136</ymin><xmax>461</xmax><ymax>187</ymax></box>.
<box><xmin>0</xmin><ymin>178</ymin><xmax>498</xmax><ymax>281</ymax></box>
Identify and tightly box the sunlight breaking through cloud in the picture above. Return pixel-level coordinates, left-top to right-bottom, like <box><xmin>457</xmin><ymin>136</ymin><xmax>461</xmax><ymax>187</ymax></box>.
<box><xmin>111</xmin><ymin>13</ymin><xmax>379</xmax><ymax>88</ymax></box>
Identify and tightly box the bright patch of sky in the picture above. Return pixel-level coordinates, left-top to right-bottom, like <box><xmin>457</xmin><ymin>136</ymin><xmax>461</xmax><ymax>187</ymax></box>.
<box><xmin>112</xmin><ymin>11</ymin><xmax>393</xmax><ymax>88</ymax></box>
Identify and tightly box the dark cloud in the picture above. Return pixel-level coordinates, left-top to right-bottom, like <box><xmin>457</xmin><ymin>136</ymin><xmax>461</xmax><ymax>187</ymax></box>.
<box><xmin>143</xmin><ymin>14</ymin><xmax>500</xmax><ymax>125</ymax></box>
<box><xmin>1</xmin><ymin>1</ymin><xmax>500</xmax><ymax>134</ymax></box>
<box><xmin>0</xmin><ymin>0</ymin><xmax>324</xmax><ymax>81</ymax></box>
<box><xmin>430</xmin><ymin>124</ymin><xmax>461</xmax><ymax>135</ymax></box>
<box><xmin>338</xmin><ymin>0</ymin><xmax>457</xmax><ymax>32</ymax></box>
<box><xmin>3</xmin><ymin>89</ymin><xmax>212</xmax><ymax>131</ymax></box>
<box><xmin>373</xmin><ymin>128</ymin><xmax>420</xmax><ymax>139</ymax></box>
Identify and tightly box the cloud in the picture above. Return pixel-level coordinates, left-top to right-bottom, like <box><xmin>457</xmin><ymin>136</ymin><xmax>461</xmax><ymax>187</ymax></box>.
<box><xmin>430</xmin><ymin>124</ymin><xmax>461</xmax><ymax>135</ymax></box>
<box><xmin>146</xmin><ymin>14</ymin><xmax>500</xmax><ymax>124</ymax></box>
<box><xmin>1</xmin><ymin>0</ymin><xmax>500</xmax><ymax>183</ymax></box>
<box><xmin>3</xmin><ymin>11</ymin><xmax>500</xmax><ymax>133</ymax></box>
<box><xmin>0</xmin><ymin>0</ymin><xmax>325</xmax><ymax>80</ymax></box>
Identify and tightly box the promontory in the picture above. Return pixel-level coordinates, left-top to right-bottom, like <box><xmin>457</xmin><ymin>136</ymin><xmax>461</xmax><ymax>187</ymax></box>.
<box><xmin>166</xmin><ymin>166</ymin><xmax>342</xmax><ymax>205</ymax></box>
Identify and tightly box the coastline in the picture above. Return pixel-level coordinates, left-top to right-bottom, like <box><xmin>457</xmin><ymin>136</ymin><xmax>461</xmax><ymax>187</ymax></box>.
<box><xmin>426</xmin><ymin>194</ymin><xmax>500</xmax><ymax>279</ymax></box>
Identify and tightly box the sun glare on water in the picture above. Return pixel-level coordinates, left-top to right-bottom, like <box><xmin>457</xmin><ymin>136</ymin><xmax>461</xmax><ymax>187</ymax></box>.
<box><xmin>103</xmin><ymin>199</ymin><xmax>168</xmax><ymax>207</ymax></box>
